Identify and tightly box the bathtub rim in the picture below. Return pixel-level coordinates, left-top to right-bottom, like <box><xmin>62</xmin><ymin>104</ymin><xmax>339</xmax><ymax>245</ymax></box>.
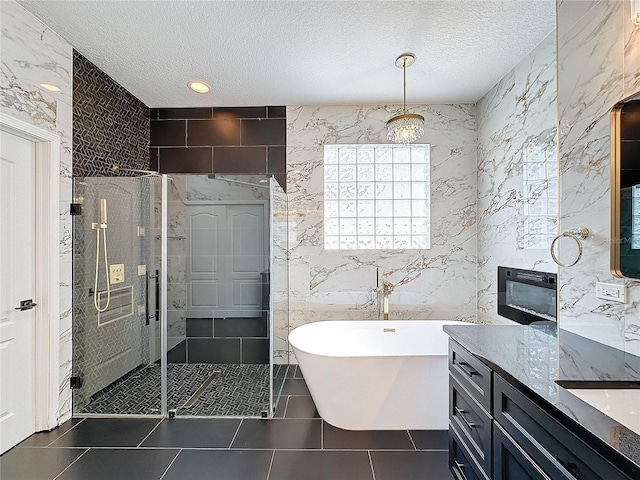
<box><xmin>288</xmin><ymin>319</ymin><xmax>469</xmax><ymax>359</ymax></box>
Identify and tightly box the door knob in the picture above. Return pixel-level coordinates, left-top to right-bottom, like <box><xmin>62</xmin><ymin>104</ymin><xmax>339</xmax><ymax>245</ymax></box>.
<box><xmin>15</xmin><ymin>299</ymin><xmax>37</xmax><ymax>311</ymax></box>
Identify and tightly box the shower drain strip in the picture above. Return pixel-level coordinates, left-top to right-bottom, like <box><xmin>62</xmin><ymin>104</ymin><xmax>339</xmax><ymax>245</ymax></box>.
<box><xmin>182</xmin><ymin>371</ymin><xmax>220</xmax><ymax>408</ymax></box>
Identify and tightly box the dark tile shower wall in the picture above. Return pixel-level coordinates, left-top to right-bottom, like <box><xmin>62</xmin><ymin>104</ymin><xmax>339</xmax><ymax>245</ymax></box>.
<box><xmin>168</xmin><ymin>318</ymin><xmax>269</xmax><ymax>365</ymax></box>
<box><xmin>73</xmin><ymin>50</ymin><xmax>150</xmax><ymax>176</ymax></box>
<box><xmin>149</xmin><ymin>107</ymin><xmax>286</xmax><ymax>191</ymax></box>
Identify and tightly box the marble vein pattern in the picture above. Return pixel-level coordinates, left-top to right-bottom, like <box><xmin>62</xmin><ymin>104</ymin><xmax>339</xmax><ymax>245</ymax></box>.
<box><xmin>1</xmin><ymin>1</ymin><xmax>74</xmax><ymax>423</ymax></box>
<box><xmin>476</xmin><ymin>31</ymin><xmax>557</xmax><ymax>325</ymax></box>
<box><xmin>272</xmin><ymin>179</ymin><xmax>289</xmax><ymax>363</ymax></box>
<box><xmin>284</xmin><ymin>104</ymin><xmax>477</xmax><ymax>363</ymax></box>
<box><xmin>624</xmin><ymin>0</ymin><xmax>640</xmax><ymax>97</ymax></box>
<box><xmin>557</xmin><ymin>0</ymin><xmax>640</xmax><ymax>355</ymax></box>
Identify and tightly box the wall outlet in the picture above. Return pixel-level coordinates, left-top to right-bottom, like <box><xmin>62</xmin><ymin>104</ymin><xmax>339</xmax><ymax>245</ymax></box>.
<box><xmin>109</xmin><ymin>264</ymin><xmax>125</xmax><ymax>284</ymax></box>
<box><xmin>595</xmin><ymin>282</ymin><xmax>626</xmax><ymax>303</ymax></box>
<box><xmin>138</xmin><ymin>305</ymin><xmax>146</xmax><ymax>315</ymax></box>
<box><xmin>138</xmin><ymin>264</ymin><xmax>146</xmax><ymax>276</ymax></box>
<box><xmin>137</xmin><ymin>226</ymin><xmax>145</xmax><ymax>236</ymax></box>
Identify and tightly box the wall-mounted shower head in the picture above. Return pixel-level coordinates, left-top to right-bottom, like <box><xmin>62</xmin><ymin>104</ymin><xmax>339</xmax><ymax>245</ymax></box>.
<box><xmin>112</xmin><ymin>164</ymin><xmax>161</xmax><ymax>176</ymax></box>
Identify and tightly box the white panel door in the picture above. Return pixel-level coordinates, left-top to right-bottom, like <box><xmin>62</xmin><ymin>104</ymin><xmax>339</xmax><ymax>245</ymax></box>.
<box><xmin>186</xmin><ymin>204</ymin><xmax>265</xmax><ymax>318</ymax></box>
<box><xmin>227</xmin><ymin>205</ymin><xmax>265</xmax><ymax>315</ymax></box>
<box><xmin>187</xmin><ymin>206</ymin><xmax>224</xmax><ymax>313</ymax></box>
<box><xmin>0</xmin><ymin>130</ymin><xmax>36</xmax><ymax>454</ymax></box>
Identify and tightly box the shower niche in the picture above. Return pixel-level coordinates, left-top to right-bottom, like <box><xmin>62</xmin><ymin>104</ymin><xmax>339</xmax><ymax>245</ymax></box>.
<box><xmin>71</xmin><ymin>174</ymin><xmax>285</xmax><ymax>418</ymax></box>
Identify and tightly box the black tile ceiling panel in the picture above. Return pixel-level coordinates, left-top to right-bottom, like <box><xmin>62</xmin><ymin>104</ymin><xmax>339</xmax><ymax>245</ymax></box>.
<box><xmin>73</xmin><ymin>50</ymin><xmax>150</xmax><ymax>177</ymax></box>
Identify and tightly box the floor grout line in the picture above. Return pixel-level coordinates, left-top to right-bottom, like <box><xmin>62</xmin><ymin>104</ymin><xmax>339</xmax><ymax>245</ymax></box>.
<box><xmin>282</xmin><ymin>396</ymin><xmax>290</xmax><ymax>418</ymax></box>
<box><xmin>158</xmin><ymin>448</ymin><xmax>182</xmax><ymax>480</ymax></box>
<box><xmin>407</xmin><ymin>430</ymin><xmax>417</xmax><ymax>450</ymax></box>
<box><xmin>136</xmin><ymin>418</ymin><xmax>165</xmax><ymax>447</ymax></box>
<box><xmin>51</xmin><ymin>447</ymin><xmax>90</xmax><ymax>480</ymax></box>
<box><xmin>368</xmin><ymin>450</ymin><xmax>377</xmax><ymax>480</ymax></box>
<box><xmin>228</xmin><ymin>419</ymin><xmax>243</xmax><ymax>448</ymax></box>
<box><xmin>265</xmin><ymin>449</ymin><xmax>276</xmax><ymax>480</ymax></box>
<box><xmin>32</xmin><ymin>446</ymin><xmax>428</xmax><ymax>451</ymax></box>
<box><xmin>321</xmin><ymin>420</ymin><xmax>324</xmax><ymax>449</ymax></box>
<box><xmin>45</xmin><ymin>417</ymin><xmax>87</xmax><ymax>447</ymax></box>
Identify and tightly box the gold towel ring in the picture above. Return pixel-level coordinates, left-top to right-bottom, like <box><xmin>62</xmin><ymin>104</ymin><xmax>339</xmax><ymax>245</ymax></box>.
<box><xmin>550</xmin><ymin>227</ymin><xmax>589</xmax><ymax>267</ymax></box>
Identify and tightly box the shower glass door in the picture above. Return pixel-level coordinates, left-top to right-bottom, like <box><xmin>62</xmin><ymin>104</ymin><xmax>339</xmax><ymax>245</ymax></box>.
<box><xmin>72</xmin><ymin>176</ymin><xmax>161</xmax><ymax>415</ymax></box>
<box><xmin>161</xmin><ymin>174</ymin><xmax>273</xmax><ymax>417</ymax></box>
<box><xmin>72</xmin><ymin>173</ymin><xmax>281</xmax><ymax>418</ymax></box>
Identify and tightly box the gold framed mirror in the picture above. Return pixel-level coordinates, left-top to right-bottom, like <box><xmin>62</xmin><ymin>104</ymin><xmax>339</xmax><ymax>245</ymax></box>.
<box><xmin>611</xmin><ymin>91</ymin><xmax>640</xmax><ymax>279</ymax></box>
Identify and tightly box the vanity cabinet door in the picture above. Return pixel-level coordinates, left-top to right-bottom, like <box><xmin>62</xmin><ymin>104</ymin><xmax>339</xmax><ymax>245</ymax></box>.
<box><xmin>494</xmin><ymin>373</ymin><xmax>632</xmax><ymax>480</ymax></box>
<box><xmin>450</xmin><ymin>374</ymin><xmax>492</xmax><ymax>475</ymax></box>
<box><xmin>450</xmin><ymin>426</ymin><xmax>488</xmax><ymax>480</ymax></box>
<box><xmin>449</xmin><ymin>340</ymin><xmax>492</xmax><ymax>413</ymax></box>
<box><xmin>493</xmin><ymin>423</ymin><xmax>559</xmax><ymax>480</ymax></box>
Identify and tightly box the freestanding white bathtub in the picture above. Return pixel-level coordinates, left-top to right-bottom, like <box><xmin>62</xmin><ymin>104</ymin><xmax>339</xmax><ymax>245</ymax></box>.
<box><xmin>288</xmin><ymin>320</ymin><xmax>466</xmax><ymax>430</ymax></box>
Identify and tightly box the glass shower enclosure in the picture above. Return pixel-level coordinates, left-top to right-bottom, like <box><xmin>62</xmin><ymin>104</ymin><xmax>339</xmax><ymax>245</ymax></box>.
<box><xmin>71</xmin><ymin>173</ymin><xmax>280</xmax><ymax>418</ymax></box>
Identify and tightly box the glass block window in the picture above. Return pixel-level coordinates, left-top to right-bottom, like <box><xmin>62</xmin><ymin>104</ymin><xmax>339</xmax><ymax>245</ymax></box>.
<box><xmin>522</xmin><ymin>141</ymin><xmax>558</xmax><ymax>249</ymax></box>
<box><xmin>323</xmin><ymin>144</ymin><xmax>430</xmax><ymax>250</ymax></box>
<box><xmin>632</xmin><ymin>185</ymin><xmax>640</xmax><ymax>249</ymax></box>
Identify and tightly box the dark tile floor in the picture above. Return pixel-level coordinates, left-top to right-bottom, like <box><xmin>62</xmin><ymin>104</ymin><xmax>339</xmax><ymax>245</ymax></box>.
<box><xmin>1</xmin><ymin>369</ymin><xmax>453</xmax><ymax>480</ymax></box>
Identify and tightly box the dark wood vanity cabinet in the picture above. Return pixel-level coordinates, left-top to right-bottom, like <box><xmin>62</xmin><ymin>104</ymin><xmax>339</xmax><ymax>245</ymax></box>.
<box><xmin>448</xmin><ymin>340</ymin><xmax>635</xmax><ymax>480</ymax></box>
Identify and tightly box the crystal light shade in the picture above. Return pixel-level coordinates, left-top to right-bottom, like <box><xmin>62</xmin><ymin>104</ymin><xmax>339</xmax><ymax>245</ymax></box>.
<box><xmin>386</xmin><ymin>113</ymin><xmax>425</xmax><ymax>144</ymax></box>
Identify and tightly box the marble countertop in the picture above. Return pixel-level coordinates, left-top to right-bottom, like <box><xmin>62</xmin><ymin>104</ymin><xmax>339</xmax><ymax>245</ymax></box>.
<box><xmin>443</xmin><ymin>324</ymin><xmax>640</xmax><ymax>472</ymax></box>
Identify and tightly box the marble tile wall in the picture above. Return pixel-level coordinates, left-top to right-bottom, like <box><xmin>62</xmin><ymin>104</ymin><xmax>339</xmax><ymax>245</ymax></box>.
<box><xmin>284</xmin><ymin>104</ymin><xmax>477</xmax><ymax>363</ymax></box>
<box><xmin>557</xmin><ymin>0</ymin><xmax>640</xmax><ymax>355</ymax></box>
<box><xmin>271</xmin><ymin>179</ymin><xmax>289</xmax><ymax>364</ymax></box>
<box><xmin>0</xmin><ymin>1</ymin><xmax>73</xmax><ymax>423</ymax></box>
<box><xmin>476</xmin><ymin>31</ymin><xmax>558</xmax><ymax>324</ymax></box>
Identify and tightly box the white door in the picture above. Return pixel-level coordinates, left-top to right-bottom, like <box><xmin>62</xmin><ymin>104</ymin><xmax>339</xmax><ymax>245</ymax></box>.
<box><xmin>186</xmin><ymin>204</ymin><xmax>265</xmax><ymax>318</ymax></box>
<box><xmin>226</xmin><ymin>205</ymin><xmax>265</xmax><ymax>317</ymax></box>
<box><xmin>0</xmin><ymin>130</ymin><xmax>36</xmax><ymax>454</ymax></box>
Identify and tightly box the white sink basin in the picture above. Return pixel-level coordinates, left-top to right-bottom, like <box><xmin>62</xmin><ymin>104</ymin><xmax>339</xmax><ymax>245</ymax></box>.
<box><xmin>567</xmin><ymin>389</ymin><xmax>640</xmax><ymax>435</ymax></box>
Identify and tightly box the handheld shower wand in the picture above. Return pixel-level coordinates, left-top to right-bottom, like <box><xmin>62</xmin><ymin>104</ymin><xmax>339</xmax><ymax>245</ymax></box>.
<box><xmin>93</xmin><ymin>199</ymin><xmax>111</xmax><ymax>312</ymax></box>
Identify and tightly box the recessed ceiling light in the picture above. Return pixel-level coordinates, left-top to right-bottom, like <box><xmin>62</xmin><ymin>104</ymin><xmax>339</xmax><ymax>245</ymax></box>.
<box><xmin>40</xmin><ymin>83</ymin><xmax>60</xmax><ymax>92</ymax></box>
<box><xmin>188</xmin><ymin>81</ymin><xmax>210</xmax><ymax>94</ymax></box>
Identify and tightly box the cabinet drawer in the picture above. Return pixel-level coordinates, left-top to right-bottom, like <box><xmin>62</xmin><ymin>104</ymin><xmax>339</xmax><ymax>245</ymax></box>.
<box><xmin>493</xmin><ymin>422</ymin><xmax>556</xmax><ymax>480</ymax></box>
<box><xmin>450</xmin><ymin>374</ymin><xmax>492</xmax><ymax>474</ymax></box>
<box><xmin>494</xmin><ymin>373</ymin><xmax>633</xmax><ymax>480</ymax></box>
<box><xmin>449</xmin><ymin>340</ymin><xmax>492</xmax><ymax>413</ymax></box>
<box><xmin>450</xmin><ymin>425</ymin><xmax>488</xmax><ymax>480</ymax></box>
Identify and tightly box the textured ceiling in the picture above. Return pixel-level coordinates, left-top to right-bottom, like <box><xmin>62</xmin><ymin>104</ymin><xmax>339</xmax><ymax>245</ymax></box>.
<box><xmin>18</xmin><ymin>0</ymin><xmax>555</xmax><ymax>108</ymax></box>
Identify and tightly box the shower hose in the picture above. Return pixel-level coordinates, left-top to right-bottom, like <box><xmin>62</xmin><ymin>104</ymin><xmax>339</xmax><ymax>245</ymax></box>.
<box><xmin>93</xmin><ymin>227</ymin><xmax>111</xmax><ymax>312</ymax></box>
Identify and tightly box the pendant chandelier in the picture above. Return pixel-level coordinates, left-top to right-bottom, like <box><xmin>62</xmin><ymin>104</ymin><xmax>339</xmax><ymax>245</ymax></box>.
<box><xmin>386</xmin><ymin>53</ymin><xmax>425</xmax><ymax>144</ymax></box>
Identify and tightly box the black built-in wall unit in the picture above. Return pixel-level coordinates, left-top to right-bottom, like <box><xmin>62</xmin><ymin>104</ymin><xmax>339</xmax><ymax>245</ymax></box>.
<box><xmin>150</xmin><ymin>106</ymin><xmax>287</xmax><ymax>191</ymax></box>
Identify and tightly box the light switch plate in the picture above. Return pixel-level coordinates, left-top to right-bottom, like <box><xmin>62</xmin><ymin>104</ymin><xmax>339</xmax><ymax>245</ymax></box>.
<box><xmin>138</xmin><ymin>265</ymin><xmax>146</xmax><ymax>276</ymax></box>
<box><xmin>595</xmin><ymin>282</ymin><xmax>626</xmax><ymax>303</ymax></box>
<box><xmin>137</xmin><ymin>226</ymin><xmax>145</xmax><ymax>236</ymax></box>
<box><xmin>109</xmin><ymin>264</ymin><xmax>125</xmax><ymax>284</ymax></box>
<box><xmin>138</xmin><ymin>305</ymin><xmax>146</xmax><ymax>315</ymax></box>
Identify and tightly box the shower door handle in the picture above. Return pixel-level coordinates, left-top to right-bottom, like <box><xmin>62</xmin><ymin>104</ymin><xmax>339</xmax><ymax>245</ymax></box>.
<box><xmin>15</xmin><ymin>299</ymin><xmax>37</xmax><ymax>311</ymax></box>
<box><xmin>146</xmin><ymin>270</ymin><xmax>159</xmax><ymax>324</ymax></box>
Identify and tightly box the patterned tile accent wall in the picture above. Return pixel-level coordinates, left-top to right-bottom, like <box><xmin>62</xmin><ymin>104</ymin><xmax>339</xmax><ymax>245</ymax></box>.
<box><xmin>149</xmin><ymin>107</ymin><xmax>286</xmax><ymax>190</ymax></box>
<box><xmin>73</xmin><ymin>50</ymin><xmax>149</xmax><ymax>176</ymax></box>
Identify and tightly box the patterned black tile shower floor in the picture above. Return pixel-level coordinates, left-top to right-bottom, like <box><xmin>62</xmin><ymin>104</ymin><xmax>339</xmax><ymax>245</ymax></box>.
<box><xmin>79</xmin><ymin>364</ymin><xmax>270</xmax><ymax>417</ymax></box>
